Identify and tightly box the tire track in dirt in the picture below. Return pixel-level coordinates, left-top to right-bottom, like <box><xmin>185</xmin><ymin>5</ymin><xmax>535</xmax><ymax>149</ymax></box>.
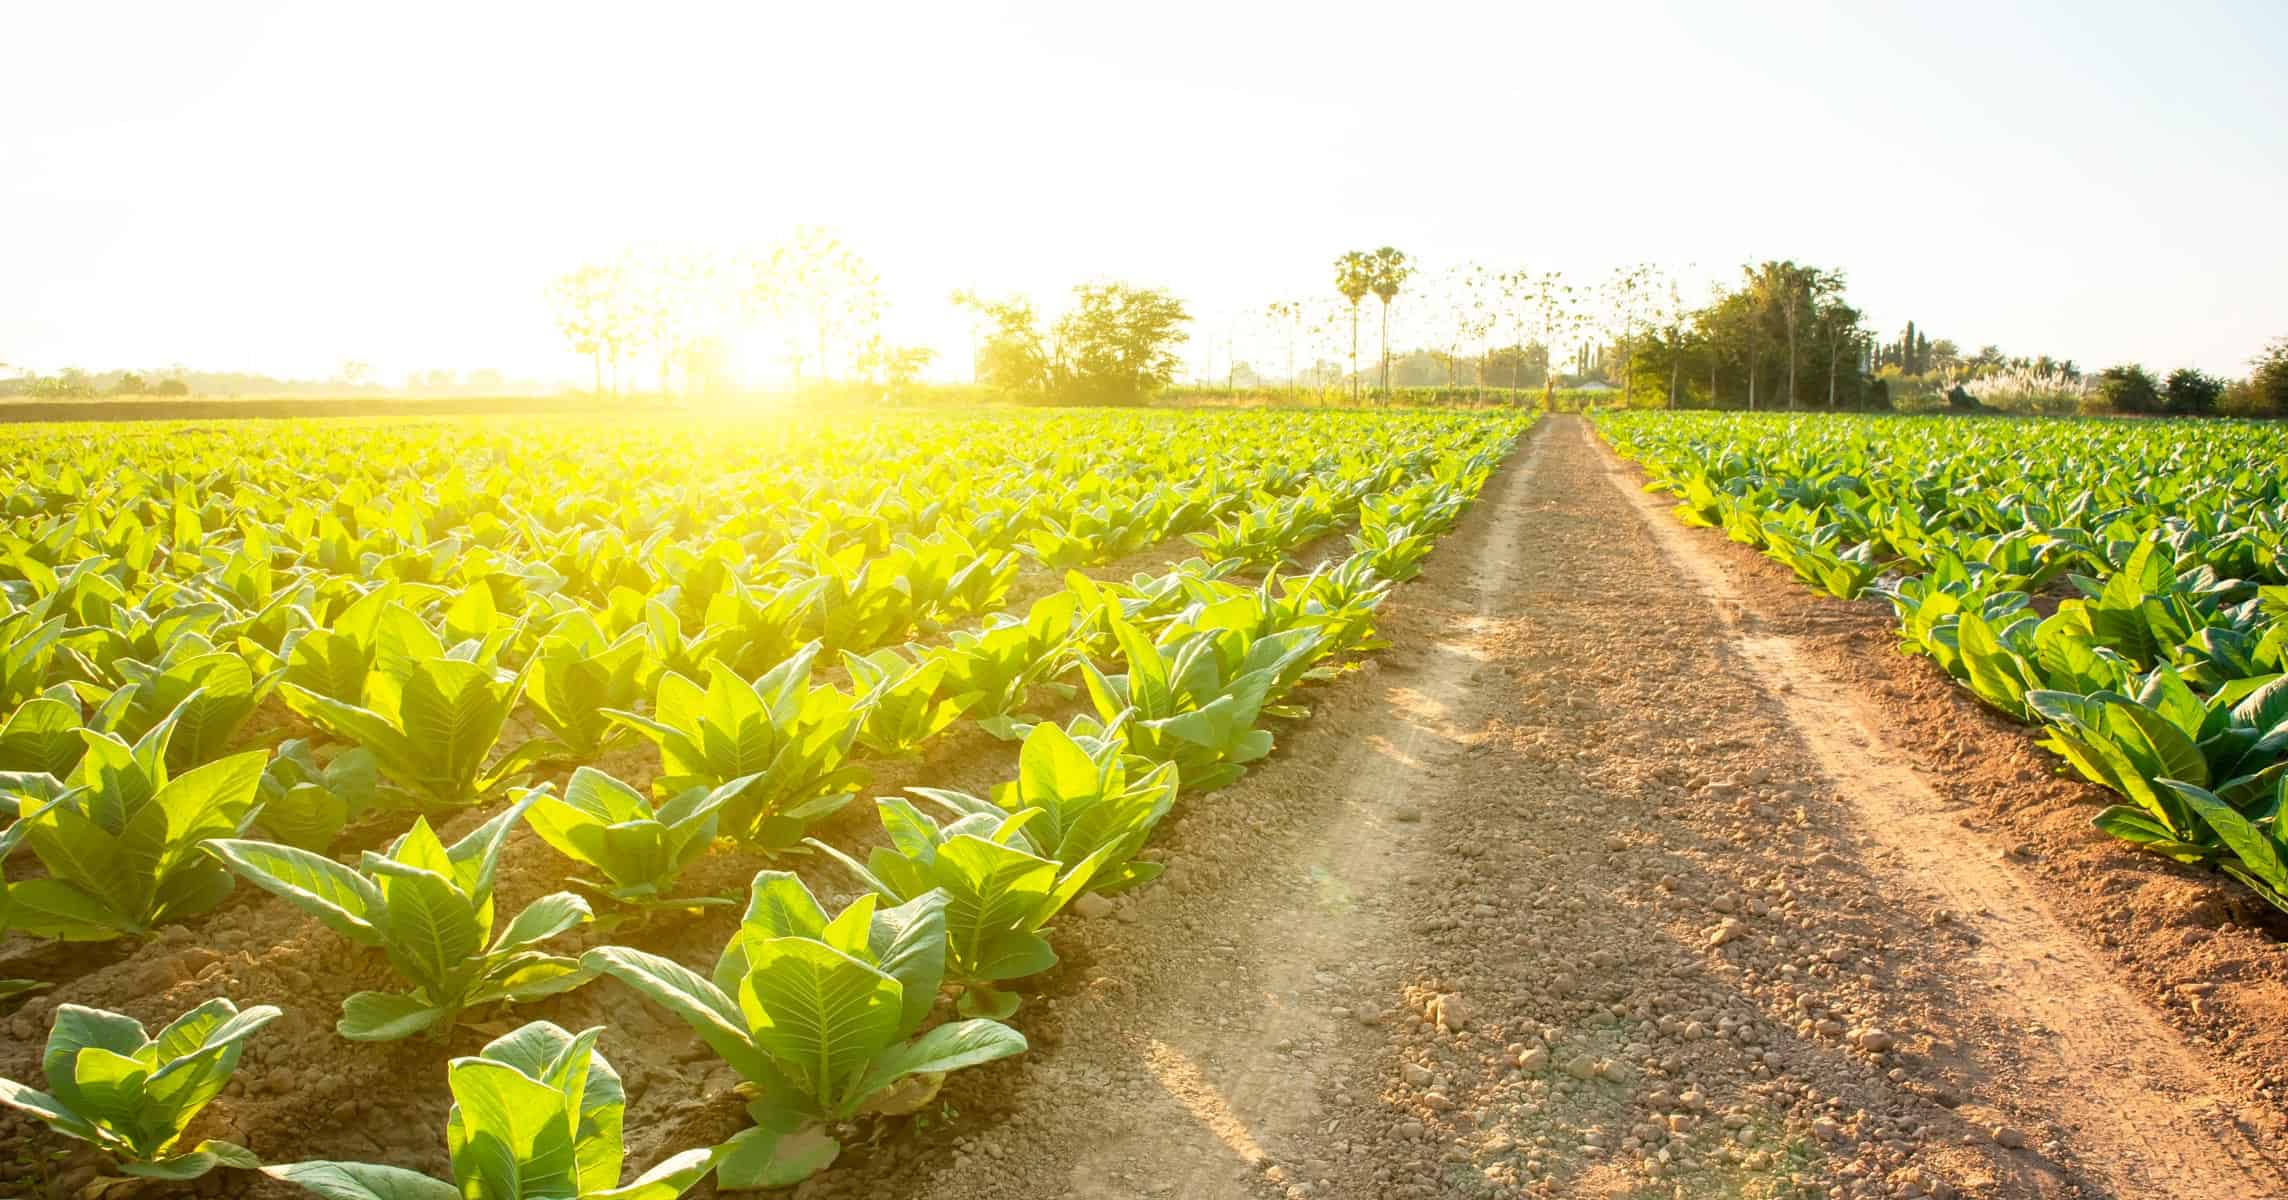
<box><xmin>1591</xmin><ymin>416</ymin><xmax>2288</xmax><ymax>1200</ymax></box>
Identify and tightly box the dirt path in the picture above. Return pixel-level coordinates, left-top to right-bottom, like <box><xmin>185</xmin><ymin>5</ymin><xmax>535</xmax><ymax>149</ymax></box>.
<box><xmin>836</xmin><ymin>414</ymin><xmax>2284</xmax><ymax>1200</ymax></box>
<box><xmin>1586</xmin><ymin>418</ymin><xmax>2285</xmax><ymax>1200</ymax></box>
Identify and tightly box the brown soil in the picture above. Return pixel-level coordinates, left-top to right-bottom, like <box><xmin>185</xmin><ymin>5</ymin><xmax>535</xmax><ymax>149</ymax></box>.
<box><xmin>7</xmin><ymin>415</ymin><xmax>2282</xmax><ymax>1200</ymax></box>
<box><xmin>816</xmin><ymin>416</ymin><xmax>2286</xmax><ymax>1200</ymax></box>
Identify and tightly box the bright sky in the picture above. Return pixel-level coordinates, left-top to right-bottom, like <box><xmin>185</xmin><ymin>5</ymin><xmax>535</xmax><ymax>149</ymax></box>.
<box><xmin>4</xmin><ymin>0</ymin><xmax>2283</xmax><ymax>385</ymax></box>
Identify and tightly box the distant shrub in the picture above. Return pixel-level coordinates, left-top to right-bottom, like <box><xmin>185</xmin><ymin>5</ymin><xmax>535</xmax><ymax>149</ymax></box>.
<box><xmin>2162</xmin><ymin>367</ymin><xmax>2224</xmax><ymax>416</ymax></box>
<box><xmin>1962</xmin><ymin>365</ymin><xmax>2087</xmax><ymax>414</ymax></box>
<box><xmin>2089</xmin><ymin>364</ymin><xmax>2161</xmax><ymax>415</ymax></box>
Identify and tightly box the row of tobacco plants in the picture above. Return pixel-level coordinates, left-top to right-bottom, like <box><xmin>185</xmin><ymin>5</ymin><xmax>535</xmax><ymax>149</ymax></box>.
<box><xmin>0</xmin><ymin>407</ymin><xmax>1526</xmax><ymax>1196</ymax></box>
<box><xmin>1600</xmin><ymin>411</ymin><xmax>2288</xmax><ymax>918</ymax></box>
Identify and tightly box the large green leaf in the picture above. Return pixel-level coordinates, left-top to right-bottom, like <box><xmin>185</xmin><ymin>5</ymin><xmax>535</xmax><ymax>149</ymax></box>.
<box><xmin>204</xmin><ymin>838</ymin><xmax>380</xmax><ymax>943</ymax></box>
<box><xmin>447</xmin><ymin>1058</ymin><xmax>581</xmax><ymax>1200</ymax></box>
<box><xmin>147</xmin><ymin>998</ymin><xmax>243</xmax><ymax>1065</ymax></box>
<box><xmin>734</xmin><ymin>938</ymin><xmax>902</xmax><ymax>1114</ymax></box>
<box><xmin>866</xmin><ymin>893</ymin><xmax>950</xmax><ymax>1035</ymax></box>
<box><xmin>141</xmin><ymin>1005</ymin><xmax>279</xmax><ymax>1137</ymax></box>
<box><xmin>850</xmin><ymin>1018</ymin><xmax>1028</xmax><ymax>1111</ymax></box>
<box><xmin>467</xmin><ymin>1022</ymin><xmax>624</xmax><ymax>1197</ymax></box>
<box><xmin>1956</xmin><ymin>611</ymin><xmax>2035</xmax><ymax>719</ymax></box>
<box><xmin>584</xmin><ymin>946</ymin><xmax>767</xmax><ymax>1083</ymax></box>
<box><xmin>0</xmin><ymin>696</ymin><xmax>86</xmax><ymax>777</ymax></box>
<box><xmin>281</xmin><ymin>685</ymin><xmax>417</xmax><ymax>789</ymax></box>
<box><xmin>2106</xmin><ymin>697</ymin><xmax>2210</xmax><ymax>790</ymax></box>
<box><xmin>42</xmin><ymin>1004</ymin><xmax>149</xmax><ymax>1116</ymax></box>
<box><xmin>712</xmin><ymin>1116</ymin><xmax>840</xmax><ymax>1192</ymax></box>
<box><xmin>115</xmin><ymin>1138</ymin><xmax>260</xmax><ymax>1180</ymax></box>
<box><xmin>931</xmin><ymin>834</ymin><xmax>1057</xmax><ymax>982</ymax></box>
<box><xmin>152</xmin><ymin>744</ymin><xmax>270</xmax><ymax>839</ymax></box>
<box><xmin>714</xmin><ymin>870</ymin><xmax>831</xmax><ymax>995</ymax></box>
<box><xmin>590</xmin><ymin>1146</ymin><xmax>720</xmax><ymax>1200</ymax></box>
<box><xmin>338</xmin><ymin>991</ymin><xmax>446</xmax><ymax>1042</ymax></box>
<box><xmin>2</xmin><ymin>875</ymin><xmax>127</xmax><ymax>940</ymax></box>
<box><xmin>0</xmin><ymin>1076</ymin><xmax>101</xmax><ymax>1142</ymax></box>
<box><xmin>262</xmin><ymin>1161</ymin><xmax>461</xmax><ymax>1200</ymax></box>
<box><xmin>489</xmin><ymin>892</ymin><xmax>592</xmax><ymax>955</ymax></box>
<box><xmin>2165</xmin><ymin>781</ymin><xmax>2288</xmax><ymax>897</ymax></box>
<box><xmin>398</xmin><ymin>658</ymin><xmax>519</xmax><ymax>804</ymax></box>
<box><xmin>64</xmin><ymin>1046</ymin><xmax>153</xmax><ymax>1141</ymax></box>
<box><xmin>372</xmin><ymin>866</ymin><xmax>484</xmax><ymax>998</ymax></box>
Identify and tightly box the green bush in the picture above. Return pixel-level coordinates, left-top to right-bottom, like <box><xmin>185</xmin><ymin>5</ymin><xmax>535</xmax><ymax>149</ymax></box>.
<box><xmin>2163</xmin><ymin>368</ymin><xmax>2224</xmax><ymax>415</ymax></box>
<box><xmin>2089</xmin><ymin>364</ymin><xmax>2161</xmax><ymax>414</ymax></box>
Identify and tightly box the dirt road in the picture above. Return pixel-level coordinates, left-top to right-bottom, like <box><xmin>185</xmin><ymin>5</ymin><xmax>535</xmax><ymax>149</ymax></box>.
<box><xmin>843</xmin><ymin>416</ymin><xmax>2286</xmax><ymax>1200</ymax></box>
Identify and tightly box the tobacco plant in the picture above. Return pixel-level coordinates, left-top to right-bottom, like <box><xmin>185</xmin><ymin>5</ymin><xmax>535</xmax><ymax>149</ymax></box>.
<box><xmin>264</xmin><ymin>1020</ymin><xmax>719</xmax><ymax>1200</ymax></box>
<box><xmin>521</xmin><ymin>767</ymin><xmax>749</xmax><ymax>908</ymax></box>
<box><xmin>584</xmin><ymin>872</ymin><xmax>1026</xmax><ymax>1188</ymax></box>
<box><xmin>0</xmin><ymin>711</ymin><xmax>265</xmax><ymax>940</ymax></box>
<box><xmin>604</xmin><ymin>645</ymin><xmax>868</xmax><ymax>848</ymax></box>
<box><xmin>206</xmin><ymin>797</ymin><xmax>594</xmax><ymax>1039</ymax></box>
<box><xmin>0</xmin><ymin>999</ymin><xmax>278</xmax><ymax>1182</ymax></box>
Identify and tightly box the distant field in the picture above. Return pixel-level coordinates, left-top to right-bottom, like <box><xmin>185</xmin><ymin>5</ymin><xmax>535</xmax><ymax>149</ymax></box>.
<box><xmin>0</xmin><ymin>384</ymin><xmax>1587</xmax><ymax>423</ymax></box>
<box><xmin>0</xmin><ymin>392</ymin><xmax>624</xmax><ymax>423</ymax></box>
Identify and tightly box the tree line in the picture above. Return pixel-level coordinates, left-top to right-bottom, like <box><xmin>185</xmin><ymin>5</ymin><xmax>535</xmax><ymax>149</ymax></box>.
<box><xmin>15</xmin><ymin>230</ymin><xmax>2285</xmax><ymax>416</ymax></box>
<box><xmin>461</xmin><ymin>230</ymin><xmax>2288</xmax><ymax>417</ymax></box>
<box><xmin>548</xmin><ymin>227</ymin><xmax>922</xmax><ymax>401</ymax></box>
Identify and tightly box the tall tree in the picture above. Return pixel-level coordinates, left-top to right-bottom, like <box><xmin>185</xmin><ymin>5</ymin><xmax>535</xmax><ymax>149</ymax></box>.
<box><xmin>955</xmin><ymin>285</ymin><xmax>1189</xmax><ymax>405</ymax></box>
<box><xmin>950</xmin><ymin>291</ymin><xmax>1051</xmax><ymax>398</ymax></box>
<box><xmin>1055</xmin><ymin>284</ymin><xmax>1191</xmax><ymax>404</ymax></box>
<box><xmin>1783</xmin><ymin>272</ymin><xmax>1801</xmax><ymax>408</ymax></box>
<box><xmin>1486</xmin><ymin>269</ymin><xmax>1550</xmax><ymax>406</ymax></box>
<box><xmin>1366</xmin><ymin>246</ymin><xmax>1411</xmax><ymax>400</ymax></box>
<box><xmin>2249</xmin><ymin>337</ymin><xmax>2288</xmax><ymax>416</ymax></box>
<box><xmin>1333</xmin><ymin>252</ymin><xmax>1373</xmax><ymax>404</ymax></box>
<box><xmin>1656</xmin><ymin>280</ymin><xmax>1687</xmax><ymax>409</ymax></box>
<box><xmin>1429</xmin><ymin>264</ymin><xmax>1493</xmax><ymax>392</ymax></box>
<box><xmin>755</xmin><ymin>227</ymin><xmax>881</xmax><ymax>389</ymax></box>
<box><xmin>2162</xmin><ymin>367</ymin><xmax>2223</xmax><ymax>415</ymax></box>
<box><xmin>630</xmin><ymin>253</ymin><xmax>721</xmax><ymax>403</ymax></box>
<box><xmin>1600</xmin><ymin>264</ymin><xmax>1659</xmax><ymax>408</ymax></box>
<box><xmin>548</xmin><ymin>264</ymin><xmax>616</xmax><ymax>396</ymax></box>
<box><xmin>1670</xmin><ymin>263</ymin><xmax>1866</xmax><ymax>411</ymax></box>
<box><xmin>1784</xmin><ymin>264</ymin><xmax>1843</xmax><ymax>409</ymax></box>
<box><xmin>1820</xmin><ymin>295</ymin><xmax>1864</xmax><ymax>409</ymax></box>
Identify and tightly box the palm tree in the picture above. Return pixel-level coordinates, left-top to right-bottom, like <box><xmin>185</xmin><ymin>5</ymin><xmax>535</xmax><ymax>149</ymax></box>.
<box><xmin>1333</xmin><ymin>252</ymin><xmax>1373</xmax><ymax>404</ymax></box>
<box><xmin>1367</xmin><ymin>247</ymin><xmax>1411</xmax><ymax>402</ymax></box>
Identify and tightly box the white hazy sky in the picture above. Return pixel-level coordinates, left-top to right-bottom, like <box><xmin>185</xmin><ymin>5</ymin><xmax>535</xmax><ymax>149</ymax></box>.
<box><xmin>4</xmin><ymin>0</ymin><xmax>2283</xmax><ymax>385</ymax></box>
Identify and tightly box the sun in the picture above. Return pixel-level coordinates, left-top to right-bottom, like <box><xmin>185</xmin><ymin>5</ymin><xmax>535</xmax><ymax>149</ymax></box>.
<box><xmin>724</xmin><ymin>321</ymin><xmax>792</xmax><ymax>389</ymax></box>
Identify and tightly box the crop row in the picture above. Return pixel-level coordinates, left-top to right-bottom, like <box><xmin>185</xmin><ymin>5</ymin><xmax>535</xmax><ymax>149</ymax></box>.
<box><xmin>0</xmin><ymin>409</ymin><xmax>1527</xmax><ymax>1196</ymax></box>
<box><xmin>1599</xmin><ymin>411</ymin><xmax>2288</xmax><ymax>918</ymax></box>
